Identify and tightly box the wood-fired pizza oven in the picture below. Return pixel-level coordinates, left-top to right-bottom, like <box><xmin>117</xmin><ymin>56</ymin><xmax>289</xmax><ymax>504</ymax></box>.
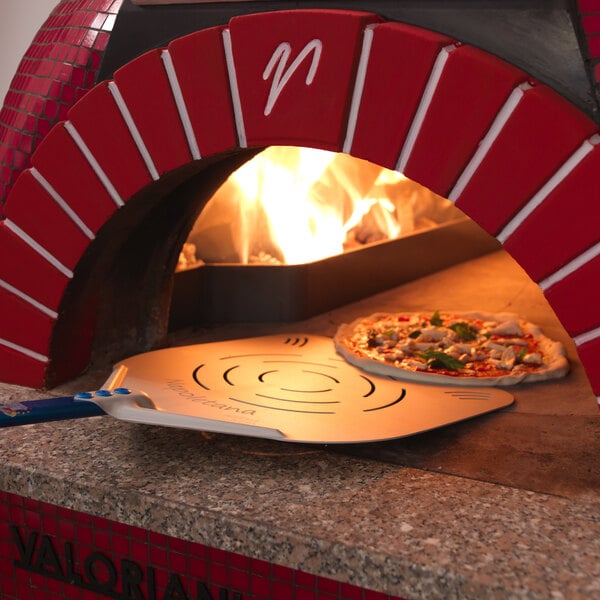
<box><xmin>0</xmin><ymin>0</ymin><xmax>599</xmax><ymax>409</ymax></box>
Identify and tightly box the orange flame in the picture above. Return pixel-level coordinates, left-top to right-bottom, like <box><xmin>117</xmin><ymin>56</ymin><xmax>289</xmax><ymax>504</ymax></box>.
<box><xmin>183</xmin><ymin>146</ymin><xmax>455</xmax><ymax>267</ymax></box>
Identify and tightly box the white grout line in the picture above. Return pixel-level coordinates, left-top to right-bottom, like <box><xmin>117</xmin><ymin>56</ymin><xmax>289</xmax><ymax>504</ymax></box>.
<box><xmin>497</xmin><ymin>135</ymin><xmax>600</xmax><ymax>244</ymax></box>
<box><xmin>343</xmin><ymin>24</ymin><xmax>376</xmax><ymax>154</ymax></box>
<box><xmin>448</xmin><ymin>82</ymin><xmax>532</xmax><ymax>202</ymax></box>
<box><xmin>108</xmin><ymin>81</ymin><xmax>160</xmax><ymax>181</ymax></box>
<box><xmin>64</xmin><ymin>121</ymin><xmax>124</xmax><ymax>209</ymax></box>
<box><xmin>30</xmin><ymin>167</ymin><xmax>95</xmax><ymax>240</ymax></box>
<box><xmin>0</xmin><ymin>337</ymin><xmax>49</xmax><ymax>363</ymax></box>
<box><xmin>574</xmin><ymin>326</ymin><xmax>600</xmax><ymax>347</ymax></box>
<box><xmin>0</xmin><ymin>278</ymin><xmax>58</xmax><ymax>319</ymax></box>
<box><xmin>4</xmin><ymin>219</ymin><xmax>73</xmax><ymax>279</ymax></box>
<box><xmin>396</xmin><ymin>44</ymin><xmax>457</xmax><ymax>173</ymax></box>
<box><xmin>222</xmin><ymin>28</ymin><xmax>247</xmax><ymax>148</ymax></box>
<box><xmin>161</xmin><ymin>49</ymin><xmax>201</xmax><ymax>161</ymax></box>
<box><xmin>540</xmin><ymin>238</ymin><xmax>600</xmax><ymax>292</ymax></box>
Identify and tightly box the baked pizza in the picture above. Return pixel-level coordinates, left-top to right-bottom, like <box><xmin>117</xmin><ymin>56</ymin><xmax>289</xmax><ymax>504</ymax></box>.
<box><xmin>334</xmin><ymin>310</ymin><xmax>569</xmax><ymax>386</ymax></box>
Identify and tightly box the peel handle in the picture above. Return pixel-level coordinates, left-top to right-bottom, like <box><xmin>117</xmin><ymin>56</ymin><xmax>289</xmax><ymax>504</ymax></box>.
<box><xmin>0</xmin><ymin>396</ymin><xmax>105</xmax><ymax>427</ymax></box>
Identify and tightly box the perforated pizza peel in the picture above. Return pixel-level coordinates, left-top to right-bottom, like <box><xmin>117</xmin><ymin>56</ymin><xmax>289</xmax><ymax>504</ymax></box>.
<box><xmin>0</xmin><ymin>334</ymin><xmax>514</xmax><ymax>443</ymax></box>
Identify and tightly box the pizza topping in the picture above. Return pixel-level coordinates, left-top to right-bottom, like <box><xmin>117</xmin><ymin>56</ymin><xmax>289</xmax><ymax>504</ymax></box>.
<box><xmin>522</xmin><ymin>352</ymin><xmax>542</xmax><ymax>365</ymax></box>
<box><xmin>334</xmin><ymin>310</ymin><xmax>570</xmax><ymax>386</ymax></box>
<box><xmin>486</xmin><ymin>320</ymin><xmax>523</xmax><ymax>337</ymax></box>
<box><xmin>420</xmin><ymin>349</ymin><xmax>464</xmax><ymax>371</ymax></box>
<box><xmin>449</xmin><ymin>321</ymin><xmax>478</xmax><ymax>341</ymax></box>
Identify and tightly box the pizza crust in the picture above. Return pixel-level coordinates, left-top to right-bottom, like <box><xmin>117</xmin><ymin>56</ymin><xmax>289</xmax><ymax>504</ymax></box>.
<box><xmin>334</xmin><ymin>311</ymin><xmax>569</xmax><ymax>387</ymax></box>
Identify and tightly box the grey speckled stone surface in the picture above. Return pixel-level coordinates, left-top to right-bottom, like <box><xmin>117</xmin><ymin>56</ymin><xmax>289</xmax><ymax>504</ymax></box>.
<box><xmin>1</xmin><ymin>418</ymin><xmax>600</xmax><ymax>599</ymax></box>
<box><xmin>1</xmin><ymin>251</ymin><xmax>599</xmax><ymax>599</ymax></box>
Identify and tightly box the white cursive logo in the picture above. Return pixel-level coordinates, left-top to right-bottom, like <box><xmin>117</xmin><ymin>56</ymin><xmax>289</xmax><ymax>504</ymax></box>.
<box><xmin>262</xmin><ymin>39</ymin><xmax>323</xmax><ymax>116</ymax></box>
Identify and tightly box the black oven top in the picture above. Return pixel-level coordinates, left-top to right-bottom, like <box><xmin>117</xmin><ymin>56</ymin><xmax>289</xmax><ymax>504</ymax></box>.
<box><xmin>98</xmin><ymin>0</ymin><xmax>596</xmax><ymax>121</ymax></box>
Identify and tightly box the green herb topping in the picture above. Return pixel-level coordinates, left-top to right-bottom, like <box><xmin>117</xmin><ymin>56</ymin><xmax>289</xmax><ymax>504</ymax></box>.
<box><xmin>430</xmin><ymin>310</ymin><xmax>443</xmax><ymax>326</ymax></box>
<box><xmin>420</xmin><ymin>349</ymin><xmax>464</xmax><ymax>371</ymax></box>
<box><xmin>449</xmin><ymin>321</ymin><xmax>478</xmax><ymax>341</ymax></box>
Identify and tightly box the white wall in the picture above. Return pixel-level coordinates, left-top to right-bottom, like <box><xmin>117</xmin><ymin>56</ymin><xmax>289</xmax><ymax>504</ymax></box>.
<box><xmin>0</xmin><ymin>0</ymin><xmax>57</xmax><ymax>104</ymax></box>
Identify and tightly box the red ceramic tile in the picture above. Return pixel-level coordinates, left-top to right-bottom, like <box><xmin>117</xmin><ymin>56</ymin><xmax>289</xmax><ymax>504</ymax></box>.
<box><xmin>273</xmin><ymin>563</ymin><xmax>294</xmax><ymax>582</ymax></box>
<box><xmin>251</xmin><ymin>573</ymin><xmax>271</xmax><ymax>597</ymax></box>
<box><xmin>31</xmin><ymin>122</ymin><xmax>119</xmax><ymax>233</ymax></box>
<box><xmin>111</xmin><ymin>521</ymin><xmax>129</xmax><ymax>535</ymax></box>
<box><xmin>58</xmin><ymin>519</ymin><xmax>76</xmax><ymax>540</ymax></box>
<box><xmin>502</xmin><ymin>142</ymin><xmax>600</xmax><ymax>282</ymax></box>
<box><xmin>402</xmin><ymin>45</ymin><xmax>526</xmax><ymax>196</ymax></box>
<box><xmin>229</xmin><ymin>551</ymin><xmax>249</xmax><ymax>570</ymax></box>
<box><xmin>169</xmin><ymin>551</ymin><xmax>187</xmax><ymax>573</ymax></box>
<box><xmin>272</xmin><ymin>579</ymin><xmax>294</xmax><ymax>599</ymax></box>
<box><xmin>579</xmin><ymin>0</ymin><xmax>600</xmax><ymax>10</ymax></box>
<box><xmin>190</xmin><ymin>556</ymin><xmax>208</xmax><ymax>578</ymax></box>
<box><xmin>0</xmin><ymin>0</ymin><xmax>121</xmax><ymax>207</ymax></box>
<box><xmin>75</xmin><ymin>509</ymin><xmax>92</xmax><ymax>524</ymax></box>
<box><xmin>582</xmin><ymin>13</ymin><xmax>600</xmax><ymax>34</ymax></box>
<box><xmin>169</xmin><ymin>536</ymin><xmax>187</xmax><ymax>554</ymax></box>
<box><xmin>167</xmin><ymin>26</ymin><xmax>238</xmax><ymax>157</ymax></box>
<box><xmin>113</xmin><ymin>48</ymin><xmax>192</xmax><ymax>175</ymax></box>
<box><xmin>210</xmin><ymin>560</ymin><xmax>227</xmax><ymax>585</ymax></box>
<box><xmin>317</xmin><ymin>575</ymin><xmax>340</xmax><ymax>593</ymax></box>
<box><xmin>229</xmin><ymin>566</ymin><xmax>250</xmax><ymax>592</ymax></box>
<box><xmin>131</xmin><ymin>539</ymin><xmax>149</xmax><ymax>563</ymax></box>
<box><xmin>129</xmin><ymin>526</ymin><xmax>147</xmax><ymax>542</ymax></box>
<box><xmin>296</xmin><ymin>570</ymin><xmax>317</xmax><ymax>589</ymax></box>
<box><xmin>0</xmin><ymin>539</ymin><xmax>11</xmax><ymax>561</ymax></box>
<box><xmin>62</xmin><ymin>583</ymin><xmax>81</xmax><ymax>600</ymax></box>
<box><xmin>340</xmin><ymin>581</ymin><xmax>363</xmax><ymax>599</ymax></box>
<box><xmin>364</xmin><ymin>590</ymin><xmax>388</xmax><ymax>600</ymax></box>
<box><xmin>58</xmin><ymin>506</ymin><xmax>75</xmax><ymax>520</ymax></box>
<box><xmin>454</xmin><ymin>84</ymin><xmax>597</xmax><ymax>235</ymax></box>
<box><xmin>93</xmin><ymin>528</ymin><xmax>111</xmax><ymax>551</ymax></box>
<box><xmin>149</xmin><ymin>530</ymin><xmax>169</xmax><ymax>548</ymax></box>
<box><xmin>0</xmin><ymin>222</ymin><xmax>68</xmax><ymax>310</ymax></box>
<box><xmin>228</xmin><ymin>10</ymin><xmax>381</xmax><ymax>150</ymax></box>
<box><xmin>316</xmin><ymin>592</ymin><xmax>338</xmax><ymax>600</ymax></box>
<box><xmin>67</xmin><ymin>82</ymin><xmax>154</xmax><ymax>202</ymax></box>
<box><xmin>112</xmin><ymin>534</ymin><xmax>129</xmax><ymax>556</ymax></box>
<box><xmin>208</xmin><ymin>546</ymin><xmax>228</xmax><ymax>564</ymax></box>
<box><xmin>24</xmin><ymin>510</ymin><xmax>41</xmax><ymax>531</ymax></box>
<box><xmin>16</xmin><ymin>582</ymin><xmax>34</xmax><ymax>599</ymax></box>
<box><xmin>576</xmin><ymin>337</ymin><xmax>600</xmax><ymax>395</ymax></box>
<box><xmin>544</xmin><ymin>253</ymin><xmax>600</xmax><ymax>338</ymax></box>
<box><xmin>251</xmin><ymin>557</ymin><xmax>271</xmax><ymax>576</ymax></box>
<box><xmin>76</xmin><ymin>524</ymin><xmax>93</xmax><ymax>545</ymax></box>
<box><xmin>150</xmin><ymin>545</ymin><xmax>168</xmax><ymax>567</ymax></box>
<box><xmin>296</xmin><ymin>588</ymin><xmax>318</xmax><ymax>600</ymax></box>
<box><xmin>9</xmin><ymin>504</ymin><xmax>25</xmax><ymax>525</ymax></box>
<box><xmin>4</xmin><ymin>170</ymin><xmax>92</xmax><ymax>270</ymax></box>
<box><xmin>23</xmin><ymin>497</ymin><xmax>39</xmax><ymax>511</ymax></box>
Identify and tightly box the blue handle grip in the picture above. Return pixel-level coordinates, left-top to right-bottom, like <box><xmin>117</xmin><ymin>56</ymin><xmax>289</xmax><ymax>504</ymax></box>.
<box><xmin>0</xmin><ymin>396</ymin><xmax>105</xmax><ymax>427</ymax></box>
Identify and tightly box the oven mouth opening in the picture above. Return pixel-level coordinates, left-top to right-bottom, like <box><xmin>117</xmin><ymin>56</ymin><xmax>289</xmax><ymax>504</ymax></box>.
<box><xmin>49</xmin><ymin>147</ymin><xmax>498</xmax><ymax>385</ymax></box>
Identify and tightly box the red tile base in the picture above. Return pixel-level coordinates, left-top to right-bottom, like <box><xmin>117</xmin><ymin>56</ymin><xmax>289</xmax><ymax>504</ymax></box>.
<box><xmin>0</xmin><ymin>490</ymin><xmax>408</xmax><ymax>600</ymax></box>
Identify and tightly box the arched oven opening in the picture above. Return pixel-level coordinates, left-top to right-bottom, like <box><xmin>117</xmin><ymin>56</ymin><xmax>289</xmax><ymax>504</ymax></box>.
<box><xmin>0</xmin><ymin>4</ymin><xmax>598</xmax><ymax>407</ymax></box>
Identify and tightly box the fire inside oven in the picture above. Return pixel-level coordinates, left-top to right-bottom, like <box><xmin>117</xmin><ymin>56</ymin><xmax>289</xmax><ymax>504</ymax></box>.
<box><xmin>169</xmin><ymin>147</ymin><xmax>500</xmax><ymax>329</ymax></box>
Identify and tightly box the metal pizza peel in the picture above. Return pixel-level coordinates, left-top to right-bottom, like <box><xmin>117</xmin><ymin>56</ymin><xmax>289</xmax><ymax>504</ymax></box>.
<box><xmin>0</xmin><ymin>334</ymin><xmax>514</xmax><ymax>443</ymax></box>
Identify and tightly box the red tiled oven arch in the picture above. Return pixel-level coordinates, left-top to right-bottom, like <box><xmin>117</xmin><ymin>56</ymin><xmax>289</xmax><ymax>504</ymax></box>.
<box><xmin>1</xmin><ymin>9</ymin><xmax>599</xmax><ymax>404</ymax></box>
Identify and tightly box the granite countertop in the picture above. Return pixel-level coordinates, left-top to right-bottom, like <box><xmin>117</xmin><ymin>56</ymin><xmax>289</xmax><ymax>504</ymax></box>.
<box><xmin>1</xmin><ymin>250</ymin><xmax>599</xmax><ymax>599</ymax></box>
